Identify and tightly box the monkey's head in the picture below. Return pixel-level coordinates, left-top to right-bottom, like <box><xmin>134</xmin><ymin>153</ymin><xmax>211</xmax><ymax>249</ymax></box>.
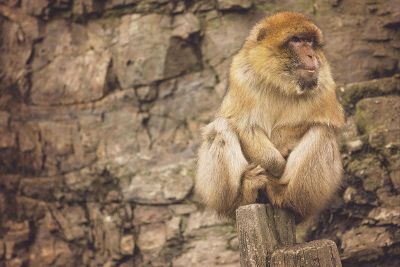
<box><xmin>234</xmin><ymin>12</ymin><xmax>333</xmax><ymax>96</ymax></box>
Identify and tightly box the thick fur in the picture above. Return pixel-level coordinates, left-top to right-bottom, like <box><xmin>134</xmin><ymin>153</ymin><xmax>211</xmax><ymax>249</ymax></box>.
<box><xmin>195</xmin><ymin>12</ymin><xmax>344</xmax><ymax>220</ymax></box>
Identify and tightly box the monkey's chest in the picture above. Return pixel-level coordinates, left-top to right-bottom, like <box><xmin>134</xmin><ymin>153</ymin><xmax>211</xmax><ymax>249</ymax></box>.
<box><xmin>270</xmin><ymin>124</ymin><xmax>310</xmax><ymax>158</ymax></box>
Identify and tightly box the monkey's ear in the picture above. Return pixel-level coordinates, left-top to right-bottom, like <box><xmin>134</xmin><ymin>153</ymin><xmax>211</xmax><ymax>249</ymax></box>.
<box><xmin>256</xmin><ymin>28</ymin><xmax>267</xmax><ymax>42</ymax></box>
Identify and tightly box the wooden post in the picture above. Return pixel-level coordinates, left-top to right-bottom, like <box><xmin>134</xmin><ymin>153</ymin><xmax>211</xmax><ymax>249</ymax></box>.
<box><xmin>236</xmin><ymin>204</ymin><xmax>342</xmax><ymax>267</ymax></box>
<box><xmin>270</xmin><ymin>240</ymin><xmax>342</xmax><ymax>267</ymax></box>
<box><xmin>236</xmin><ymin>204</ymin><xmax>295</xmax><ymax>267</ymax></box>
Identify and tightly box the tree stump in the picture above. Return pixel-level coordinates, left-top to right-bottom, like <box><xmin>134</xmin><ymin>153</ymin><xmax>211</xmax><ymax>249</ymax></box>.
<box><xmin>236</xmin><ymin>204</ymin><xmax>295</xmax><ymax>267</ymax></box>
<box><xmin>271</xmin><ymin>239</ymin><xmax>342</xmax><ymax>267</ymax></box>
<box><xmin>236</xmin><ymin>204</ymin><xmax>342</xmax><ymax>267</ymax></box>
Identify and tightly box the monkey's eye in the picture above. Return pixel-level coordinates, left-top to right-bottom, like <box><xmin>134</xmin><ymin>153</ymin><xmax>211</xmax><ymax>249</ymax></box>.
<box><xmin>291</xmin><ymin>36</ymin><xmax>301</xmax><ymax>43</ymax></box>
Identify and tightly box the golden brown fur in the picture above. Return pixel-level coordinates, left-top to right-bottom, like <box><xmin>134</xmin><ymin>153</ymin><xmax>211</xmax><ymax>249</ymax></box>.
<box><xmin>195</xmin><ymin>12</ymin><xmax>344</xmax><ymax>220</ymax></box>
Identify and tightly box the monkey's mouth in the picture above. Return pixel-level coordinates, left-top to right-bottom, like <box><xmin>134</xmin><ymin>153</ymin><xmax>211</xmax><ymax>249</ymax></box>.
<box><xmin>297</xmin><ymin>68</ymin><xmax>318</xmax><ymax>91</ymax></box>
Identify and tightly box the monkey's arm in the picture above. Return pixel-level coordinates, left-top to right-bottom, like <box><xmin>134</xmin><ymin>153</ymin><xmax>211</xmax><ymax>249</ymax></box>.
<box><xmin>195</xmin><ymin>118</ymin><xmax>269</xmax><ymax>217</ymax></box>
<box><xmin>266</xmin><ymin>125</ymin><xmax>342</xmax><ymax>219</ymax></box>
<box><xmin>238</xmin><ymin>126</ymin><xmax>286</xmax><ymax>177</ymax></box>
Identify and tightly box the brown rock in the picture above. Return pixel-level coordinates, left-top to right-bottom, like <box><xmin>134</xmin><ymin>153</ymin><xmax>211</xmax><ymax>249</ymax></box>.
<box><xmin>3</xmin><ymin>221</ymin><xmax>30</xmax><ymax>260</ymax></box>
<box><xmin>173</xmin><ymin>226</ymin><xmax>239</xmax><ymax>267</ymax></box>
<box><xmin>367</xmin><ymin>207</ymin><xmax>400</xmax><ymax>226</ymax></box>
<box><xmin>123</xmin><ymin>161</ymin><xmax>194</xmax><ymax>204</ymax></box>
<box><xmin>17</xmin><ymin>126</ymin><xmax>37</xmax><ymax>152</ymax></box>
<box><xmin>31</xmin><ymin>50</ymin><xmax>111</xmax><ymax>105</ymax></box>
<box><xmin>5</xmin><ymin>258</ymin><xmax>23</xmax><ymax>267</ymax></box>
<box><xmin>112</xmin><ymin>14</ymin><xmax>172</xmax><ymax>88</ymax></box>
<box><xmin>169</xmin><ymin>203</ymin><xmax>197</xmax><ymax>215</ymax></box>
<box><xmin>19</xmin><ymin>177</ymin><xmax>59</xmax><ymax>201</ymax></box>
<box><xmin>0</xmin><ymin>111</ymin><xmax>10</xmax><ymax>127</ymax></box>
<box><xmin>133</xmin><ymin>205</ymin><xmax>171</xmax><ymax>225</ymax></box>
<box><xmin>164</xmin><ymin>36</ymin><xmax>201</xmax><ymax>78</ymax></box>
<box><xmin>185</xmin><ymin>210</ymin><xmax>229</xmax><ymax>235</ymax></box>
<box><xmin>37</xmin><ymin>121</ymin><xmax>77</xmax><ymax>156</ymax></box>
<box><xmin>120</xmin><ymin>234</ymin><xmax>135</xmax><ymax>256</ymax></box>
<box><xmin>217</xmin><ymin>0</ymin><xmax>253</xmax><ymax>10</ymax></box>
<box><xmin>51</xmin><ymin>205</ymin><xmax>88</xmax><ymax>241</ymax></box>
<box><xmin>340</xmin><ymin>75</ymin><xmax>400</xmax><ymax>109</ymax></box>
<box><xmin>341</xmin><ymin>226</ymin><xmax>393</xmax><ymax>261</ymax></box>
<box><xmin>29</xmin><ymin>215</ymin><xmax>73</xmax><ymax>267</ymax></box>
<box><xmin>166</xmin><ymin>216</ymin><xmax>181</xmax><ymax>240</ymax></box>
<box><xmin>137</xmin><ymin>223</ymin><xmax>167</xmax><ymax>254</ymax></box>
<box><xmin>347</xmin><ymin>154</ymin><xmax>388</xmax><ymax>192</ymax></box>
<box><xmin>387</xmin><ymin>154</ymin><xmax>400</xmax><ymax>191</ymax></box>
<box><xmin>0</xmin><ymin>240</ymin><xmax>4</xmax><ymax>259</ymax></box>
<box><xmin>20</xmin><ymin>0</ymin><xmax>50</xmax><ymax>16</ymax></box>
<box><xmin>87</xmin><ymin>203</ymin><xmax>123</xmax><ymax>260</ymax></box>
<box><xmin>355</xmin><ymin>96</ymin><xmax>400</xmax><ymax>149</ymax></box>
<box><xmin>343</xmin><ymin>186</ymin><xmax>368</xmax><ymax>205</ymax></box>
<box><xmin>16</xmin><ymin>197</ymin><xmax>47</xmax><ymax>220</ymax></box>
<box><xmin>202</xmin><ymin>13</ymin><xmax>257</xmax><ymax>66</ymax></box>
<box><xmin>172</xmin><ymin>13</ymin><xmax>200</xmax><ymax>39</ymax></box>
<box><xmin>0</xmin><ymin>130</ymin><xmax>16</xmax><ymax>148</ymax></box>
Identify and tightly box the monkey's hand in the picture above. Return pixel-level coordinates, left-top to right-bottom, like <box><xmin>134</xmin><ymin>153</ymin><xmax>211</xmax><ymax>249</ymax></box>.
<box><xmin>238</xmin><ymin>126</ymin><xmax>286</xmax><ymax>178</ymax></box>
<box><xmin>240</xmin><ymin>163</ymin><xmax>269</xmax><ymax>205</ymax></box>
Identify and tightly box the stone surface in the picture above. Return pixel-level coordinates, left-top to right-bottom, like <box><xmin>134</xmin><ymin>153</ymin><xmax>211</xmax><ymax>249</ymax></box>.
<box><xmin>112</xmin><ymin>14</ymin><xmax>172</xmax><ymax>88</ymax></box>
<box><xmin>217</xmin><ymin>0</ymin><xmax>253</xmax><ymax>10</ymax></box>
<box><xmin>355</xmin><ymin>96</ymin><xmax>400</xmax><ymax>149</ymax></box>
<box><xmin>173</xmin><ymin>227</ymin><xmax>239</xmax><ymax>267</ymax></box>
<box><xmin>340</xmin><ymin>226</ymin><xmax>393</xmax><ymax>261</ymax></box>
<box><xmin>0</xmin><ymin>1</ymin><xmax>399</xmax><ymax>266</ymax></box>
<box><xmin>122</xmin><ymin>161</ymin><xmax>194</xmax><ymax>204</ymax></box>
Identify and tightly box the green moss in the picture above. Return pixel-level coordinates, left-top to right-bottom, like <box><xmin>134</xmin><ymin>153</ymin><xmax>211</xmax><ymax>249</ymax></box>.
<box><xmin>354</xmin><ymin>102</ymin><xmax>367</xmax><ymax>134</ymax></box>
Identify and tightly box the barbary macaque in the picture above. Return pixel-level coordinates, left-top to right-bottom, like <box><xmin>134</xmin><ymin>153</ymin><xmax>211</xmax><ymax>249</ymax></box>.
<box><xmin>195</xmin><ymin>12</ymin><xmax>344</xmax><ymax>220</ymax></box>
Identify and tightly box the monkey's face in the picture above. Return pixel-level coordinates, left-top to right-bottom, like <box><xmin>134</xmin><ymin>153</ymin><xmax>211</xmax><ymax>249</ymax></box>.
<box><xmin>240</xmin><ymin>12</ymin><xmax>332</xmax><ymax>97</ymax></box>
<box><xmin>285</xmin><ymin>35</ymin><xmax>321</xmax><ymax>92</ymax></box>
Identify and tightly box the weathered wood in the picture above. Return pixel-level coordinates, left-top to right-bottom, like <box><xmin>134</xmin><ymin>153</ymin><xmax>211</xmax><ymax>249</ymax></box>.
<box><xmin>236</xmin><ymin>204</ymin><xmax>295</xmax><ymax>267</ymax></box>
<box><xmin>270</xmin><ymin>239</ymin><xmax>342</xmax><ymax>267</ymax></box>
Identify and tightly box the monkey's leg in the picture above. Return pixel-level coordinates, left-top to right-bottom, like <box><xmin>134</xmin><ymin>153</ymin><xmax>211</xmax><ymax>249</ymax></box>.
<box><xmin>195</xmin><ymin>118</ymin><xmax>249</xmax><ymax>215</ymax></box>
<box><xmin>238</xmin><ymin>126</ymin><xmax>286</xmax><ymax>177</ymax></box>
<box><xmin>266</xmin><ymin>125</ymin><xmax>342</xmax><ymax>219</ymax></box>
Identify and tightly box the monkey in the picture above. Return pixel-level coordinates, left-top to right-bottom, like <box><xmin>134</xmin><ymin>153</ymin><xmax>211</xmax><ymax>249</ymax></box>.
<box><xmin>195</xmin><ymin>12</ymin><xmax>345</xmax><ymax>220</ymax></box>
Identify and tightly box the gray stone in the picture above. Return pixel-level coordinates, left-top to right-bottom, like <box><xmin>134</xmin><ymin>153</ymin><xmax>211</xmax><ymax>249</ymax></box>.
<box><xmin>202</xmin><ymin>13</ymin><xmax>256</xmax><ymax>66</ymax></box>
<box><xmin>112</xmin><ymin>14</ymin><xmax>172</xmax><ymax>88</ymax></box>
<box><xmin>123</xmin><ymin>161</ymin><xmax>194</xmax><ymax>204</ymax></box>
<box><xmin>169</xmin><ymin>203</ymin><xmax>197</xmax><ymax>215</ymax></box>
<box><xmin>217</xmin><ymin>0</ymin><xmax>253</xmax><ymax>10</ymax></box>
<box><xmin>166</xmin><ymin>216</ymin><xmax>181</xmax><ymax>240</ymax></box>
<box><xmin>172</xmin><ymin>13</ymin><xmax>200</xmax><ymax>39</ymax></box>
<box><xmin>133</xmin><ymin>205</ymin><xmax>171</xmax><ymax>225</ymax></box>
<box><xmin>185</xmin><ymin>210</ymin><xmax>229</xmax><ymax>235</ymax></box>
<box><xmin>173</xmin><ymin>226</ymin><xmax>239</xmax><ymax>267</ymax></box>
<box><xmin>31</xmin><ymin>50</ymin><xmax>111</xmax><ymax>105</ymax></box>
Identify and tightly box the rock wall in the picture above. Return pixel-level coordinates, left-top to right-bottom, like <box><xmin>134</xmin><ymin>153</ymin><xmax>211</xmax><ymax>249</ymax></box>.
<box><xmin>0</xmin><ymin>0</ymin><xmax>399</xmax><ymax>266</ymax></box>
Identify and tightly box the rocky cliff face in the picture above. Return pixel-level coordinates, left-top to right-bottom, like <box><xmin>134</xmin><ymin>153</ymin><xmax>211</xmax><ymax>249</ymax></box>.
<box><xmin>0</xmin><ymin>0</ymin><xmax>399</xmax><ymax>266</ymax></box>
